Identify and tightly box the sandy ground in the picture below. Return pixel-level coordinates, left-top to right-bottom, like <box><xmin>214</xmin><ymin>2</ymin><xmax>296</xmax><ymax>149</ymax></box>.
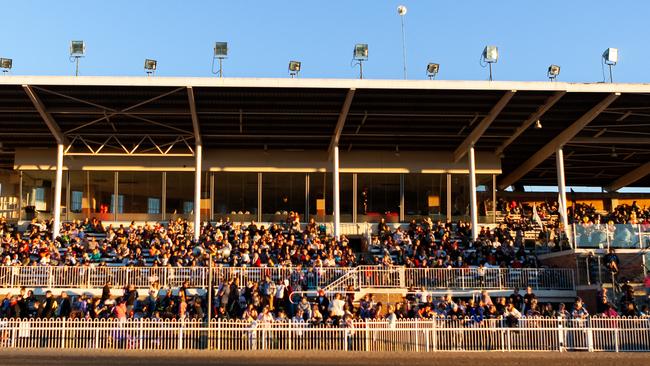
<box><xmin>1</xmin><ymin>349</ymin><xmax>649</xmax><ymax>366</ymax></box>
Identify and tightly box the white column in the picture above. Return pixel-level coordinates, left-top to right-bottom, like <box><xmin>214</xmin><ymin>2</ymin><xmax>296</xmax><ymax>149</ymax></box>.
<box><xmin>194</xmin><ymin>144</ymin><xmax>202</xmax><ymax>242</ymax></box>
<box><xmin>52</xmin><ymin>143</ymin><xmax>64</xmax><ymax>242</ymax></box>
<box><xmin>556</xmin><ymin>147</ymin><xmax>569</xmax><ymax>235</ymax></box>
<box><xmin>333</xmin><ymin>145</ymin><xmax>341</xmax><ymax>239</ymax></box>
<box><xmin>468</xmin><ymin>145</ymin><xmax>478</xmax><ymax>241</ymax></box>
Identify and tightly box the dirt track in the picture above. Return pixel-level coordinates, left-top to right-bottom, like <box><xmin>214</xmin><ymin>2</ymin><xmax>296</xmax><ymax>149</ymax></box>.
<box><xmin>1</xmin><ymin>349</ymin><xmax>648</xmax><ymax>366</ymax></box>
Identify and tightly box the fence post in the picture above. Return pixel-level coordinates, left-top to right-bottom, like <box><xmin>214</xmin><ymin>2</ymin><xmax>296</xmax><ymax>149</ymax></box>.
<box><xmin>415</xmin><ymin>318</ymin><xmax>419</xmax><ymax>352</ymax></box>
<box><xmin>288</xmin><ymin>320</ymin><xmax>292</xmax><ymax>351</ymax></box>
<box><xmin>217</xmin><ymin>319</ymin><xmax>221</xmax><ymax>351</ymax></box>
<box><xmin>365</xmin><ymin>319</ymin><xmax>370</xmax><ymax>352</ymax></box>
<box><xmin>178</xmin><ymin>321</ymin><xmax>183</xmax><ymax>350</ymax></box>
<box><xmin>61</xmin><ymin>318</ymin><xmax>66</xmax><ymax>349</ymax></box>
<box><xmin>424</xmin><ymin>319</ymin><xmax>430</xmax><ymax>352</ymax></box>
<box><xmin>587</xmin><ymin>318</ymin><xmax>594</xmax><ymax>352</ymax></box>
<box><xmin>94</xmin><ymin>322</ymin><xmax>99</xmax><ymax>349</ymax></box>
<box><xmin>139</xmin><ymin>318</ymin><xmax>143</xmax><ymax>350</ymax></box>
<box><xmin>557</xmin><ymin>317</ymin><xmax>564</xmax><ymax>352</ymax></box>
<box><xmin>615</xmin><ymin>327</ymin><xmax>619</xmax><ymax>352</ymax></box>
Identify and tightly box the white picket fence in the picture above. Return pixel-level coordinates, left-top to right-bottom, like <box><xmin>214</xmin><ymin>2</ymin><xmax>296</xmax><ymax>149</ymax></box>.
<box><xmin>0</xmin><ymin>266</ymin><xmax>575</xmax><ymax>291</ymax></box>
<box><xmin>0</xmin><ymin>317</ymin><xmax>647</xmax><ymax>352</ymax></box>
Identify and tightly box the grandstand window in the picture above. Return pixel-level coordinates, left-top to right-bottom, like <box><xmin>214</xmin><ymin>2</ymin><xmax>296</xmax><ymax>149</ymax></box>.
<box><xmin>71</xmin><ymin>191</ymin><xmax>83</xmax><ymax>213</ymax></box>
<box><xmin>166</xmin><ymin>172</ymin><xmax>194</xmax><ymax>219</ymax></box>
<box><xmin>357</xmin><ymin>173</ymin><xmax>400</xmax><ymax>223</ymax></box>
<box><xmin>262</xmin><ymin>172</ymin><xmax>305</xmax><ymax>221</ymax></box>
<box><xmin>308</xmin><ymin>172</ymin><xmax>353</xmax><ymax>222</ymax></box>
<box><xmin>214</xmin><ymin>172</ymin><xmax>258</xmax><ymax>221</ymax></box>
<box><xmin>88</xmin><ymin>171</ymin><xmax>114</xmax><ymax>218</ymax></box>
<box><xmin>148</xmin><ymin>197</ymin><xmax>161</xmax><ymax>214</ymax></box>
<box><xmin>110</xmin><ymin>194</ymin><xmax>124</xmax><ymax>214</ymax></box>
<box><xmin>20</xmin><ymin>171</ymin><xmax>61</xmax><ymax>218</ymax></box>
<box><xmin>404</xmin><ymin>173</ymin><xmax>446</xmax><ymax>221</ymax></box>
<box><xmin>183</xmin><ymin>201</ymin><xmax>193</xmax><ymax>214</ymax></box>
<box><xmin>451</xmin><ymin>174</ymin><xmax>495</xmax><ymax>222</ymax></box>
<box><xmin>117</xmin><ymin>171</ymin><xmax>162</xmax><ymax>221</ymax></box>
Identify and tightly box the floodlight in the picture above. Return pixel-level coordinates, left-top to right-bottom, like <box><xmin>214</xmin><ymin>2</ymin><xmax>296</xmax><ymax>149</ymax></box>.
<box><xmin>70</xmin><ymin>40</ymin><xmax>85</xmax><ymax>57</ymax></box>
<box><xmin>426</xmin><ymin>63</ymin><xmax>439</xmax><ymax>79</ymax></box>
<box><xmin>214</xmin><ymin>42</ymin><xmax>228</xmax><ymax>58</ymax></box>
<box><xmin>482</xmin><ymin>45</ymin><xmax>498</xmax><ymax>63</ymax></box>
<box><xmin>397</xmin><ymin>5</ymin><xmax>407</xmax><ymax>15</ymax></box>
<box><xmin>144</xmin><ymin>59</ymin><xmax>157</xmax><ymax>75</ymax></box>
<box><xmin>534</xmin><ymin>119</ymin><xmax>542</xmax><ymax>129</ymax></box>
<box><xmin>353</xmin><ymin>44</ymin><xmax>369</xmax><ymax>61</ymax></box>
<box><xmin>0</xmin><ymin>58</ymin><xmax>12</xmax><ymax>72</ymax></box>
<box><xmin>481</xmin><ymin>45</ymin><xmax>499</xmax><ymax>81</ymax></box>
<box><xmin>353</xmin><ymin>43</ymin><xmax>368</xmax><ymax>79</ymax></box>
<box><xmin>611</xmin><ymin>146</ymin><xmax>617</xmax><ymax>158</ymax></box>
<box><xmin>548</xmin><ymin>64</ymin><xmax>560</xmax><ymax>80</ymax></box>
<box><xmin>603</xmin><ymin>48</ymin><xmax>618</xmax><ymax>65</ymax></box>
<box><xmin>288</xmin><ymin>61</ymin><xmax>301</xmax><ymax>78</ymax></box>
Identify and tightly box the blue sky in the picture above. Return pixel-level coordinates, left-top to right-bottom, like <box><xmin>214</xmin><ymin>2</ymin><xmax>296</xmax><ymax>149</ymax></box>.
<box><xmin>3</xmin><ymin>1</ymin><xmax>650</xmax><ymax>82</ymax></box>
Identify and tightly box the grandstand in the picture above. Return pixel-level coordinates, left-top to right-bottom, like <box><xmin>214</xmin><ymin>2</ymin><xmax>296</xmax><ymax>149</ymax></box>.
<box><xmin>0</xmin><ymin>76</ymin><xmax>649</xmax><ymax>352</ymax></box>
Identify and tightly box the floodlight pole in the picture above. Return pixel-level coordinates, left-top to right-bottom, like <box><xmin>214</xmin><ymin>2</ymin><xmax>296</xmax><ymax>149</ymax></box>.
<box><xmin>75</xmin><ymin>57</ymin><xmax>80</xmax><ymax>77</ymax></box>
<box><xmin>219</xmin><ymin>58</ymin><xmax>223</xmax><ymax>78</ymax></box>
<box><xmin>399</xmin><ymin>12</ymin><xmax>407</xmax><ymax>79</ymax></box>
<box><xmin>359</xmin><ymin>61</ymin><xmax>364</xmax><ymax>79</ymax></box>
<box><xmin>608</xmin><ymin>64</ymin><xmax>613</xmax><ymax>83</ymax></box>
<box><xmin>488</xmin><ymin>63</ymin><xmax>493</xmax><ymax>81</ymax></box>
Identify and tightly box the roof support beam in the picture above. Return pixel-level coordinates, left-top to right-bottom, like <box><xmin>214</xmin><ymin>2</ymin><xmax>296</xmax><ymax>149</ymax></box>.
<box><xmin>453</xmin><ymin>90</ymin><xmax>516</xmax><ymax>162</ymax></box>
<box><xmin>606</xmin><ymin>162</ymin><xmax>650</xmax><ymax>192</ymax></box>
<box><xmin>22</xmin><ymin>85</ymin><xmax>67</xmax><ymax>145</ymax></box>
<box><xmin>328</xmin><ymin>88</ymin><xmax>356</xmax><ymax>158</ymax></box>
<box><xmin>498</xmin><ymin>93</ymin><xmax>620</xmax><ymax>190</ymax></box>
<box><xmin>568</xmin><ymin>137</ymin><xmax>650</xmax><ymax>145</ymax></box>
<box><xmin>187</xmin><ymin>86</ymin><xmax>202</xmax><ymax>146</ymax></box>
<box><xmin>494</xmin><ymin>91</ymin><xmax>565</xmax><ymax>157</ymax></box>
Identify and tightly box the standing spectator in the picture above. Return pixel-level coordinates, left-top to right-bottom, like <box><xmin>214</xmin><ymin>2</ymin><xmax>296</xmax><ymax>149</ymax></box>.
<box><xmin>523</xmin><ymin>286</ymin><xmax>537</xmax><ymax>314</ymax></box>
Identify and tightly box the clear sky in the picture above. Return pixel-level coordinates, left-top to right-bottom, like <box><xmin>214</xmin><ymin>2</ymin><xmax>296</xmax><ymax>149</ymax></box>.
<box><xmin>3</xmin><ymin>1</ymin><xmax>650</xmax><ymax>82</ymax></box>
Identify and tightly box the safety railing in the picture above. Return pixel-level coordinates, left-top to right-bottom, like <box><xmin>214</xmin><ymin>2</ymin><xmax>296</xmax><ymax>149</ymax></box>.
<box><xmin>0</xmin><ymin>265</ymin><xmax>575</xmax><ymax>291</ymax></box>
<box><xmin>405</xmin><ymin>268</ymin><xmax>576</xmax><ymax>291</ymax></box>
<box><xmin>0</xmin><ymin>317</ymin><xmax>648</xmax><ymax>352</ymax></box>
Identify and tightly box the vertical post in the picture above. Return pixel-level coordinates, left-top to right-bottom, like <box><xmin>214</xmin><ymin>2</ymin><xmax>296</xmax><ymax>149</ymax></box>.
<box><xmin>399</xmin><ymin>173</ymin><xmax>405</xmax><ymax>222</ymax></box>
<box><xmin>161</xmin><ymin>171</ymin><xmax>167</xmax><ymax>221</ymax></box>
<box><xmin>446</xmin><ymin>174</ymin><xmax>452</xmax><ymax>221</ymax></box>
<box><xmin>194</xmin><ymin>144</ymin><xmax>202</xmax><ymax>242</ymax></box>
<box><xmin>113</xmin><ymin>172</ymin><xmax>119</xmax><ymax>221</ymax></box>
<box><xmin>257</xmin><ymin>172</ymin><xmax>263</xmax><ymax>222</ymax></box>
<box><xmin>492</xmin><ymin>174</ymin><xmax>497</xmax><ymax>224</ymax></box>
<box><xmin>207</xmin><ymin>254</ymin><xmax>213</xmax><ymax>321</ymax></box>
<box><xmin>304</xmin><ymin>173</ymin><xmax>310</xmax><ymax>221</ymax></box>
<box><xmin>210</xmin><ymin>172</ymin><xmax>215</xmax><ymax>222</ymax></box>
<box><xmin>352</xmin><ymin>173</ymin><xmax>357</xmax><ymax>223</ymax></box>
<box><xmin>65</xmin><ymin>170</ymin><xmax>70</xmax><ymax>222</ymax></box>
<box><xmin>333</xmin><ymin>145</ymin><xmax>341</xmax><ymax>239</ymax></box>
<box><xmin>52</xmin><ymin>144</ymin><xmax>64</xmax><ymax>242</ymax></box>
<box><xmin>468</xmin><ymin>146</ymin><xmax>478</xmax><ymax>241</ymax></box>
<box><xmin>556</xmin><ymin>148</ymin><xmax>569</xmax><ymax>243</ymax></box>
<box><xmin>18</xmin><ymin>171</ymin><xmax>22</xmax><ymax>220</ymax></box>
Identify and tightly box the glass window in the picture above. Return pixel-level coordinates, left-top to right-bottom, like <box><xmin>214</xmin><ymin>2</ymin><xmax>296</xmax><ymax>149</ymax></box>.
<box><xmin>71</xmin><ymin>191</ymin><xmax>83</xmax><ymax>212</ymax></box>
<box><xmin>148</xmin><ymin>198</ymin><xmax>161</xmax><ymax>214</ymax></box>
<box><xmin>166</xmin><ymin>172</ymin><xmax>194</xmax><ymax>219</ymax></box>
<box><xmin>451</xmin><ymin>173</ymin><xmax>494</xmax><ymax>222</ymax></box>
<box><xmin>357</xmin><ymin>173</ymin><xmax>400</xmax><ymax>223</ymax></box>
<box><xmin>308</xmin><ymin>172</ymin><xmax>353</xmax><ymax>222</ymax></box>
<box><xmin>117</xmin><ymin>171</ymin><xmax>162</xmax><ymax>221</ymax></box>
<box><xmin>262</xmin><ymin>172</ymin><xmax>305</xmax><ymax>222</ymax></box>
<box><xmin>21</xmin><ymin>170</ymin><xmax>63</xmax><ymax>220</ymax></box>
<box><xmin>404</xmin><ymin>173</ymin><xmax>447</xmax><ymax>222</ymax></box>
<box><xmin>214</xmin><ymin>172</ymin><xmax>258</xmax><ymax>222</ymax></box>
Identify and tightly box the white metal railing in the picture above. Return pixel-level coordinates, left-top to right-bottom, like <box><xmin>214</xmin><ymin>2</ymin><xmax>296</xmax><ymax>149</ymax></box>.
<box><xmin>0</xmin><ymin>265</ymin><xmax>575</xmax><ymax>291</ymax></box>
<box><xmin>0</xmin><ymin>317</ymin><xmax>648</xmax><ymax>352</ymax></box>
<box><xmin>573</xmin><ymin>223</ymin><xmax>648</xmax><ymax>250</ymax></box>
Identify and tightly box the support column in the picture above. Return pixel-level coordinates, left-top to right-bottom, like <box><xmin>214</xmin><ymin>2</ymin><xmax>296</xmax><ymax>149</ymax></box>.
<box><xmin>468</xmin><ymin>146</ymin><xmax>478</xmax><ymax>241</ymax></box>
<box><xmin>52</xmin><ymin>144</ymin><xmax>64</xmax><ymax>242</ymax></box>
<box><xmin>446</xmin><ymin>174</ymin><xmax>452</xmax><ymax>221</ymax></box>
<box><xmin>556</xmin><ymin>147</ymin><xmax>569</xmax><ymax>237</ymax></box>
<box><xmin>194</xmin><ymin>144</ymin><xmax>202</xmax><ymax>242</ymax></box>
<box><xmin>333</xmin><ymin>145</ymin><xmax>341</xmax><ymax>239</ymax></box>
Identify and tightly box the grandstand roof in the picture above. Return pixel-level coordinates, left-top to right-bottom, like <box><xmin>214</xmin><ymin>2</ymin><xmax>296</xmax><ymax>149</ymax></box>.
<box><xmin>1</xmin><ymin>76</ymin><xmax>650</xmax><ymax>190</ymax></box>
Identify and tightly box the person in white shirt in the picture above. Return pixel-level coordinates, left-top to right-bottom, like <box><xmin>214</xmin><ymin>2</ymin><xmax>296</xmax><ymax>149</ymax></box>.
<box><xmin>328</xmin><ymin>293</ymin><xmax>346</xmax><ymax>319</ymax></box>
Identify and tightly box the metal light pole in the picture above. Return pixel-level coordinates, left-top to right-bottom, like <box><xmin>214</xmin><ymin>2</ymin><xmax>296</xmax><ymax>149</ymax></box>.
<box><xmin>397</xmin><ymin>5</ymin><xmax>408</xmax><ymax>79</ymax></box>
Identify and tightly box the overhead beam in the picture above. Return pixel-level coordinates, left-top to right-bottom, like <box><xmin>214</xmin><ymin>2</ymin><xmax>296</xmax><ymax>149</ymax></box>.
<box><xmin>22</xmin><ymin>85</ymin><xmax>67</xmax><ymax>145</ymax></box>
<box><xmin>453</xmin><ymin>90</ymin><xmax>516</xmax><ymax>162</ymax></box>
<box><xmin>606</xmin><ymin>162</ymin><xmax>650</xmax><ymax>192</ymax></box>
<box><xmin>328</xmin><ymin>88</ymin><xmax>356</xmax><ymax>157</ymax></box>
<box><xmin>494</xmin><ymin>91</ymin><xmax>565</xmax><ymax>157</ymax></box>
<box><xmin>498</xmin><ymin>93</ymin><xmax>620</xmax><ymax>189</ymax></box>
<box><xmin>187</xmin><ymin>86</ymin><xmax>202</xmax><ymax>146</ymax></box>
<box><xmin>568</xmin><ymin>137</ymin><xmax>650</xmax><ymax>145</ymax></box>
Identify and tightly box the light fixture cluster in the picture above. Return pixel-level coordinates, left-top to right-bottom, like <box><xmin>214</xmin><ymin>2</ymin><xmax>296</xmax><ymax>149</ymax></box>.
<box><xmin>4</xmin><ymin>40</ymin><xmax>620</xmax><ymax>81</ymax></box>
